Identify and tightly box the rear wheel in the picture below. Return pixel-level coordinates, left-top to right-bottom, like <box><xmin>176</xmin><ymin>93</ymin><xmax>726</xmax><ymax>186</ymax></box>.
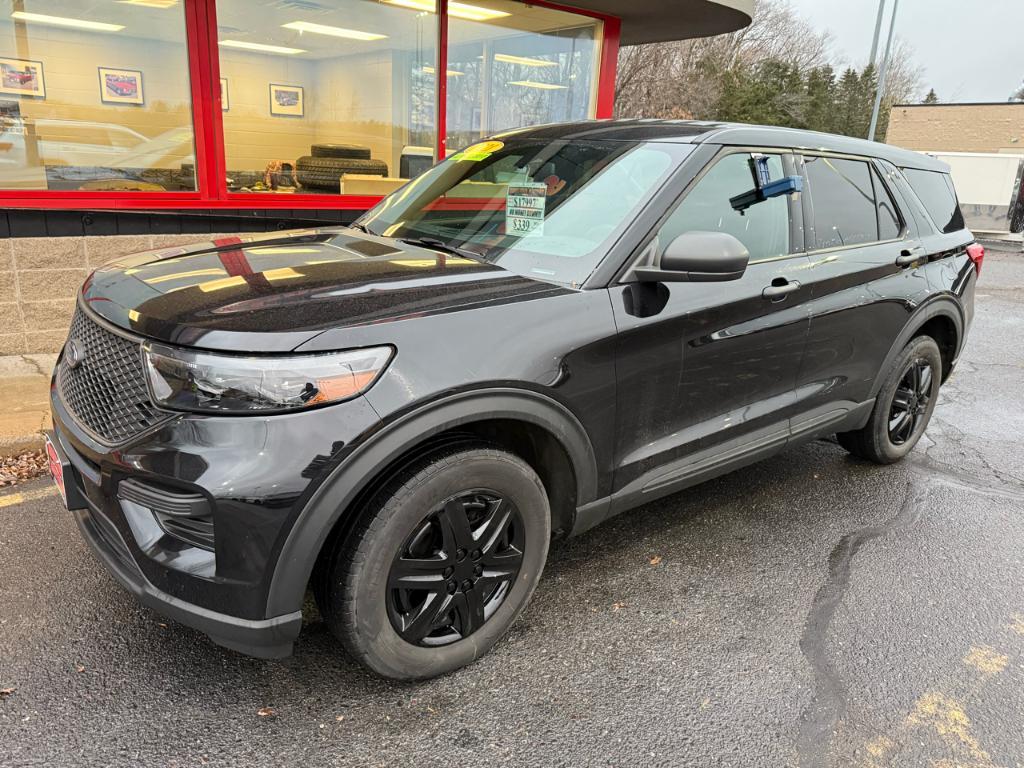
<box><xmin>836</xmin><ymin>336</ymin><xmax>942</xmax><ymax>464</ymax></box>
<box><xmin>318</xmin><ymin>445</ymin><xmax>550</xmax><ymax>680</ymax></box>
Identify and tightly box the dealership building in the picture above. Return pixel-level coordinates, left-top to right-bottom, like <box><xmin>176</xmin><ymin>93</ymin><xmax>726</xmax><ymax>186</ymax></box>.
<box><xmin>0</xmin><ymin>0</ymin><xmax>751</xmax><ymax>354</ymax></box>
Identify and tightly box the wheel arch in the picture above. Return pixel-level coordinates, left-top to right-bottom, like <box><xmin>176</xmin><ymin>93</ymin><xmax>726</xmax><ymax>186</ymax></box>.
<box><xmin>870</xmin><ymin>297</ymin><xmax>964</xmax><ymax>397</ymax></box>
<box><xmin>265</xmin><ymin>388</ymin><xmax>599</xmax><ymax>617</ymax></box>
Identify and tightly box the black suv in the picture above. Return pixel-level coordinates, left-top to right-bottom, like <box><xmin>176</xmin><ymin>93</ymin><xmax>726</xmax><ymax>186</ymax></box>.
<box><xmin>46</xmin><ymin>121</ymin><xmax>980</xmax><ymax>680</ymax></box>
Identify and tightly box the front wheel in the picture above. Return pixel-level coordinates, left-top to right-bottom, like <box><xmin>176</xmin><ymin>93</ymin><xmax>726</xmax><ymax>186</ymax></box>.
<box><xmin>836</xmin><ymin>335</ymin><xmax>942</xmax><ymax>464</ymax></box>
<box><xmin>319</xmin><ymin>445</ymin><xmax>550</xmax><ymax>680</ymax></box>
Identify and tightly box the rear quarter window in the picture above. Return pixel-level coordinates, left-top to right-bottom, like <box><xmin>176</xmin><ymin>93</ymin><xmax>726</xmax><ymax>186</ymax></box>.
<box><xmin>901</xmin><ymin>168</ymin><xmax>966</xmax><ymax>234</ymax></box>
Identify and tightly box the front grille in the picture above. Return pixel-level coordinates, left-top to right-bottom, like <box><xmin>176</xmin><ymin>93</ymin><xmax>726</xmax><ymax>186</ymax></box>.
<box><xmin>57</xmin><ymin>306</ymin><xmax>170</xmax><ymax>444</ymax></box>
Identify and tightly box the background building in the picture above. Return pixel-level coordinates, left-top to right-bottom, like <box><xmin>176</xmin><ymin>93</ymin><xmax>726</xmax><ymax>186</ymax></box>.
<box><xmin>0</xmin><ymin>0</ymin><xmax>754</xmax><ymax>355</ymax></box>
<box><xmin>886</xmin><ymin>102</ymin><xmax>1024</xmax><ymax>153</ymax></box>
<box><xmin>887</xmin><ymin>102</ymin><xmax>1024</xmax><ymax>240</ymax></box>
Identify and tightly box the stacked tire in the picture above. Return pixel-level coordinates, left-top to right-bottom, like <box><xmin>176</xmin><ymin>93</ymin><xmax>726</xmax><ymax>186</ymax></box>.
<box><xmin>311</xmin><ymin>144</ymin><xmax>371</xmax><ymax>160</ymax></box>
<box><xmin>296</xmin><ymin>144</ymin><xmax>387</xmax><ymax>191</ymax></box>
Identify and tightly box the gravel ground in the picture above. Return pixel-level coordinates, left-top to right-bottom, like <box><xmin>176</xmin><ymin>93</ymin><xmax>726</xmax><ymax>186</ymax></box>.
<box><xmin>1</xmin><ymin>252</ymin><xmax>1022</xmax><ymax>768</ymax></box>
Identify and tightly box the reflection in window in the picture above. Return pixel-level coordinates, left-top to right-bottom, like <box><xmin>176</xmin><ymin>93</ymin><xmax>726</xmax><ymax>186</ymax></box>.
<box><xmin>660</xmin><ymin>153</ymin><xmax>791</xmax><ymax>263</ymax></box>
<box><xmin>805</xmin><ymin>156</ymin><xmax>878</xmax><ymax>250</ymax></box>
<box><xmin>902</xmin><ymin>167</ymin><xmax>965</xmax><ymax>234</ymax></box>
<box><xmin>0</xmin><ymin>0</ymin><xmax>195</xmax><ymax>191</ymax></box>
<box><xmin>446</xmin><ymin>2</ymin><xmax>601</xmax><ymax>152</ymax></box>
<box><xmin>215</xmin><ymin>0</ymin><xmax>437</xmax><ymax>196</ymax></box>
<box><xmin>359</xmin><ymin>140</ymin><xmax>684</xmax><ymax>287</ymax></box>
<box><xmin>874</xmin><ymin>167</ymin><xmax>902</xmax><ymax>241</ymax></box>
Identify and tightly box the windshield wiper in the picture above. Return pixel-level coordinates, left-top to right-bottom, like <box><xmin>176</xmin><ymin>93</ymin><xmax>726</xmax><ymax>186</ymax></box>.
<box><xmin>399</xmin><ymin>236</ymin><xmax>484</xmax><ymax>262</ymax></box>
<box><xmin>349</xmin><ymin>221</ymin><xmax>371</xmax><ymax>234</ymax></box>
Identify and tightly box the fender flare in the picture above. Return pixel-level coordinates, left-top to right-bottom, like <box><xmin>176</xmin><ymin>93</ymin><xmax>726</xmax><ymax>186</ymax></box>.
<box><xmin>869</xmin><ymin>295</ymin><xmax>965</xmax><ymax>397</ymax></box>
<box><xmin>265</xmin><ymin>388</ymin><xmax>599</xmax><ymax>616</ymax></box>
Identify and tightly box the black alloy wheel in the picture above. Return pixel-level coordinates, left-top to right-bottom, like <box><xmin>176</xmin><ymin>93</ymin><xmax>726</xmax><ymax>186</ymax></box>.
<box><xmin>318</xmin><ymin>444</ymin><xmax>549</xmax><ymax>680</ymax></box>
<box><xmin>888</xmin><ymin>358</ymin><xmax>933</xmax><ymax>446</ymax></box>
<box><xmin>836</xmin><ymin>335</ymin><xmax>942</xmax><ymax>465</ymax></box>
<box><xmin>387</xmin><ymin>491</ymin><xmax>525</xmax><ymax>647</ymax></box>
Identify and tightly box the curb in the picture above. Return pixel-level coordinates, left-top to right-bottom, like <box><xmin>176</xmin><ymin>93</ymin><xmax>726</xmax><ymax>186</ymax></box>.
<box><xmin>0</xmin><ymin>433</ymin><xmax>46</xmax><ymax>458</ymax></box>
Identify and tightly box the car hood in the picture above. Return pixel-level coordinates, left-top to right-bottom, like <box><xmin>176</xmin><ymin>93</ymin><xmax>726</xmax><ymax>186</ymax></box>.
<box><xmin>83</xmin><ymin>228</ymin><xmax>567</xmax><ymax>352</ymax></box>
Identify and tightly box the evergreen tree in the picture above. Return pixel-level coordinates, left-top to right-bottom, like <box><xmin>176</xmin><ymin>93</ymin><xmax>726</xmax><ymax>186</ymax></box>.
<box><xmin>923</xmin><ymin>88</ymin><xmax>939</xmax><ymax>104</ymax></box>
<box><xmin>832</xmin><ymin>67</ymin><xmax>864</xmax><ymax>138</ymax></box>
<box><xmin>709</xmin><ymin>58</ymin><xmax>905</xmax><ymax>140</ymax></box>
<box><xmin>716</xmin><ymin>60</ymin><xmax>807</xmax><ymax>127</ymax></box>
<box><xmin>804</xmin><ymin>65</ymin><xmax>837</xmax><ymax>133</ymax></box>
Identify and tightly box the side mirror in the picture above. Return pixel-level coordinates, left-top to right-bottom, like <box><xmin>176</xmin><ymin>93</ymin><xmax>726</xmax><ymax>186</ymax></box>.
<box><xmin>632</xmin><ymin>231</ymin><xmax>750</xmax><ymax>283</ymax></box>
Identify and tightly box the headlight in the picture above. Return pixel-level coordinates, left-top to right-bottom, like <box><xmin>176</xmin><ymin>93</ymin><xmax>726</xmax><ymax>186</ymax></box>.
<box><xmin>142</xmin><ymin>343</ymin><xmax>393</xmax><ymax>414</ymax></box>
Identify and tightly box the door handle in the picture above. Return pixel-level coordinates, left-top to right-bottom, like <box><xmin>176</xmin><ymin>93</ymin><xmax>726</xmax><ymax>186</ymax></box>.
<box><xmin>762</xmin><ymin>280</ymin><xmax>801</xmax><ymax>300</ymax></box>
<box><xmin>895</xmin><ymin>247</ymin><xmax>925</xmax><ymax>267</ymax></box>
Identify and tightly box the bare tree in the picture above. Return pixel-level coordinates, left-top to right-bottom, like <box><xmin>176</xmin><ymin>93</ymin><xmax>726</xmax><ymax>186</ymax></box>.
<box><xmin>614</xmin><ymin>0</ymin><xmax>924</xmax><ymax>131</ymax></box>
<box><xmin>615</xmin><ymin>0</ymin><xmax>832</xmax><ymax>119</ymax></box>
<box><xmin>880</xmin><ymin>38</ymin><xmax>925</xmax><ymax>107</ymax></box>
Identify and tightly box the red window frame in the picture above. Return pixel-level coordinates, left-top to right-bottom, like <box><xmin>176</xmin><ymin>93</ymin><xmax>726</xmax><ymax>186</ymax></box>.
<box><xmin>0</xmin><ymin>0</ymin><xmax>619</xmax><ymax>212</ymax></box>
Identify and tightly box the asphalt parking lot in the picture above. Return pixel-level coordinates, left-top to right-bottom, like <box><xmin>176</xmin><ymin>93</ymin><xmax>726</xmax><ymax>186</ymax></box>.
<box><xmin>2</xmin><ymin>250</ymin><xmax>1023</xmax><ymax>768</ymax></box>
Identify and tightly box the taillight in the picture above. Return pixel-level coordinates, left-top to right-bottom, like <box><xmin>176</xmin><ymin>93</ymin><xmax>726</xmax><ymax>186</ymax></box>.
<box><xmin>966</xmin><ymin>242</ymin><xmax>984</xmax><ymax>276</ymax></box>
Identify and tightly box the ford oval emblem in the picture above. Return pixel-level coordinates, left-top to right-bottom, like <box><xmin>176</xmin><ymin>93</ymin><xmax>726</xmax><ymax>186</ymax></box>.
<box><xmin>64</xmin><ymin>339</ymin><xmax>85</xmax><ymax>369</ymax></box>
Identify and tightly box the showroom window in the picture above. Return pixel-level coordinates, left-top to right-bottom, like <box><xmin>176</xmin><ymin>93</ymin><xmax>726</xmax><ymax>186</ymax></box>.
<box><xmin>0</xmin><ymin>0</ymin><xmax>617</xmax><ymax>207</ymax></box>
<box><xmin>445</xmin><ymin>2</ymin><xmax>602</xmax><ymax>152</ymax></box>
<box><xmin>213</xmin><ymin>0</ymin><xmax>438</xmax><ymax>197</ymax></box>
<box><xmin>0</xmin><ymin>0</ymin><xmax>197</xmax><ymax>192</ymax></box>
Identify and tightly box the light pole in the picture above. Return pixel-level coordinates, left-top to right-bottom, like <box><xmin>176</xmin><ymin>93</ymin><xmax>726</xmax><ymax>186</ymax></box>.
<box><xmin>868</xmin><ymin>0</ymin><xmax>900</xmax><ymax>142</ymax></box>
<box><xmin>868</xmin><ymin>0</ymin><xmax>887</xmax><ymax>68</ymax></box>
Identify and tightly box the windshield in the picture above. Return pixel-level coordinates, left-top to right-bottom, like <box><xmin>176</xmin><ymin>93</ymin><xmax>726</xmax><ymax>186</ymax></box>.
<box><xmin>357</xmin><ymin>138</ymin><xmax>691</xmax><ymax>287</ymax></box>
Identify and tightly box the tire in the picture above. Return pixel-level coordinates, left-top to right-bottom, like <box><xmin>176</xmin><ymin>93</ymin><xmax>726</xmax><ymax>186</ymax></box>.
<box><xmin>295</xmin><ymin>156</ymin><xmax>388</xmax><ymax>190</ymax></box>
<box><xmin>836</xmin><ymin>335</ymin><xmax>942</xmax><ymax>464</ymax></box>
<box><xmin>319</xmin><ymin>445</ymin><xmax>550</xmax><ymax>680</ymax></box>
<box><xmin>311</xmin><ymin>143</ymin><xmax>371</xmax><ymax>160</ymax></box>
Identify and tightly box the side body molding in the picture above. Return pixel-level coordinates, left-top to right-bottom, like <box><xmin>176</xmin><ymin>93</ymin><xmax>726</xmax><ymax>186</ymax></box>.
<box><xmin>265</xmin><ymin>388</ymin><xmax>599</xmax><ymax>617</ymax></box>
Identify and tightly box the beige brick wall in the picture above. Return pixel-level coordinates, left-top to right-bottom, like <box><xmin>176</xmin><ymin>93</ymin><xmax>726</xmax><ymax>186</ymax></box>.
<box><xmin>0</xmin><ymin>233</ymin><xmax>233</xmax><ymax>355</ymax></box>
<box><xmin>887</xmin><ymin>103</ymin><xmax>1024</xmax><ymax>153</ymax></box>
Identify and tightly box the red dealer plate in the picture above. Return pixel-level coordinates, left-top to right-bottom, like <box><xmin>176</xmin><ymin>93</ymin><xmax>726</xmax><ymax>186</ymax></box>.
<box><xmin>45</xmin><ymin>434</ymin><xmax>69</xmax><ymax>509</ymax></box>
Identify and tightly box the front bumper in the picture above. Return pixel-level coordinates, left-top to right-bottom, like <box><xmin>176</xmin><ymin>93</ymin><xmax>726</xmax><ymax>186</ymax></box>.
<box><xmin>72</xmin><ymin>493</ymin><xmax>302</xmax><ymax>658</ymax></box>
<box><xmin>50</xmin><ymin>376</ymin><xmax>381</xmax><ymax>658</ymax></box>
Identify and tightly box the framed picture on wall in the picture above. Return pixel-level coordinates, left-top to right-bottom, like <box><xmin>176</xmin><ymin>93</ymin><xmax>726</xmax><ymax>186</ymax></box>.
<box><xmin>99</xmin><ymin>67</ymin><xmax>144</xmax><ymax>105</ymax></box>
<box><xmin>269</xmin><ymin>84</ymin><xmax>303</xmax><ymax>117</ymax></box>
<box><xmin>220</xmin><ymin>77</ymin><xmax>229</xmax><ymax>111</ymax></box>
<box><xmin>0</xmin><ymin>57</ymin><xmax>45</xmax><ymax>99</ymax></box>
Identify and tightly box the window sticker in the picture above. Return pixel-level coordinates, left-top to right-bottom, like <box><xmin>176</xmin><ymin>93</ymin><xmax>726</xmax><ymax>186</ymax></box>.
<box><xmin>506</xmin><ymin>182</ymin><xmax>547</xmax><ymax>236</ymax></box>
<box><xmin>456</xmin><ymin>140</ymin><xmax>505</xmax><ymax>163</ymax></box>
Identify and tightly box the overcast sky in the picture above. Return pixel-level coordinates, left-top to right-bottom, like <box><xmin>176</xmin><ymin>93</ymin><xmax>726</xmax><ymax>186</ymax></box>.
<box><xmin>785</xmin><ymin>0</ymin><xmax>1024</xmax><ymax>102</ymax></box>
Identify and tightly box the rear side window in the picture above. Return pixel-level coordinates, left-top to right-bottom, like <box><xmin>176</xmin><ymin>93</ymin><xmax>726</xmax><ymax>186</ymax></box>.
<box><xmin>873</xmin><ymin>167</ymin><xmax>902</xmax><ymax>241</ymax></box>
<box><xmin>901</xmin><ymin>168</ymin><xmax>965</xmax><ymax>233</ymax></box>
<box><xmin>804</xmin><ymin>156</ymin><xmax>879</xmax><ymax>249</ymax></box>
<box><xmin>657</xmin><ymin>152</ymin><xmax>791</xmax><ymax>263</ymax></box>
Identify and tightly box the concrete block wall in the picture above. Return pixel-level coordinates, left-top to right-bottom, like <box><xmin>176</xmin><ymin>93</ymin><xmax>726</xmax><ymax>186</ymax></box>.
<box><xmin>0</xmin><ymin>233</ymin><xmax>231</xmax><ymax>355</ymax></box>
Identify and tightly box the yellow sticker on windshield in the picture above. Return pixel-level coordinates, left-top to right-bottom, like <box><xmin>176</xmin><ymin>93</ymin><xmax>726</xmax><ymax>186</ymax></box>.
<box><xmin>458</xmin><ymin>140</ymin><xmax>504</xmax><ymax>162</ymax></box>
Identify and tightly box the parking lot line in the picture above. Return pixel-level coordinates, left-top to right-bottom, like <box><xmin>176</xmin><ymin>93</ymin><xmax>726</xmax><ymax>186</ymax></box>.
<box><xmin>0</xmin><ymin>485</ymin><xmax>57</xmax><ymax>508</ymax></box>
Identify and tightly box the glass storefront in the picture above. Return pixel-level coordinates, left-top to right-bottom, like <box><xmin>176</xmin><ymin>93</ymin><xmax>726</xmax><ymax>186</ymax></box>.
<box><xmin>446</xmin><ymin>3</ymin><xmax>601</xmax><ymax>152</ymax></box>
<box><xmin>215</xmin><ymin>0</ymin><xmax>437</xmax><ymax>196</ymax></box>
<box><xmin>0</xmin><ymin>0</ymin><xmax>613</xmax><ymax>204</ymax></box>
<box><xmin>0</xmin><ymin>0</ymin><xmax>196</xmax><ymax>191</ymax></box>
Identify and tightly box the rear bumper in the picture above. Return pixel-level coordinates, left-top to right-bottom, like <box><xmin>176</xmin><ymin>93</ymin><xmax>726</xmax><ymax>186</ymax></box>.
<box><xmin>72</xmin><ymin>498</ymin><xmax>302</xmax><ymax>658</ymax></box>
